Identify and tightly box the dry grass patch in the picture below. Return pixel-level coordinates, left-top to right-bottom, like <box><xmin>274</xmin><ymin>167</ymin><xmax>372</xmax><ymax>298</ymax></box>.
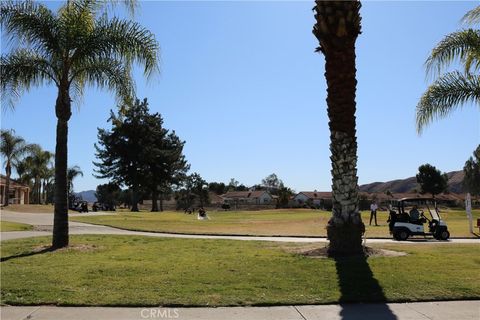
<box><xmin>71</xmin><ymin>208</ymin><xmax>480</xmax><ymax>238</ymax></box>
<box><xmin>2</xmin><ymin>204</ymin><xmax>76</xmax><ymax>214</ymax></box>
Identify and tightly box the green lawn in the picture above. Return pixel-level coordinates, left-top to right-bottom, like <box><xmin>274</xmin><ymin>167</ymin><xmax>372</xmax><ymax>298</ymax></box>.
<box><xmin>71</xmin><ymin>209</ymin><xmax>480</xmax><ymax>238</ymax></box>
<box><xmin>1</xmin><ymin>204</ymin><xmax>76</xmax><ymax>214</ymax></box>
<box><xmin>1</xmin><ymin>235</ymin><xmax>478</xmax><ymax>306</ymax></box>
<box><xmin>0</xmin><ymin>220</ymin><xmax>33</xmax><ymax>232</ymax></box>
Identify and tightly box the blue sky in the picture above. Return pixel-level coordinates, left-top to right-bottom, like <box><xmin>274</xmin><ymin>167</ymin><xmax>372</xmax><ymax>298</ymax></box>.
<box><xmin>1</xmin><ymin>1</ymin><xmax>479</xmax><ymax>193</ymax></box>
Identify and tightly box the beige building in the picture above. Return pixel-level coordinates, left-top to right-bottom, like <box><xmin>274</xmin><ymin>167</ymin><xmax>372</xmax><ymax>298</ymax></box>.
<box><xmin>0</xmin><ymin>174</ymin><xmax>30</xmax><ymax>205</ymax></box>
<box><xmin>222</xmin><ymin>190</ymin><xmax>273</xmax><ymax>205</ymax></box>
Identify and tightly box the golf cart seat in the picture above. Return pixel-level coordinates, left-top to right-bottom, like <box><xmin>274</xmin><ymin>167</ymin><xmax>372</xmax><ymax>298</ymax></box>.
<box><xmin>409</xmin><ymin>217</ymin><xmax>426</xmax><ymax>225</ymax></box>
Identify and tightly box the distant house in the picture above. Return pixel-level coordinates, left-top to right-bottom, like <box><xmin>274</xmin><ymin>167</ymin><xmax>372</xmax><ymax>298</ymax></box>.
<box><xmin>293</xmin><ymin>191</ymin><xmax>331</xmax><ymax>207</ymax></box>
<box><xmin>292</xmin><ymin>190</ymin><xmax>468</xmax><ymax>209</ymax></box>
<box><xmin>0</xmin><ymin>174</ymin><xmax>30</xmax><ymax>205</ymax></box>
<box><xmin>209</xmin><ymin>192</ymin><xmax>225</xmax><ymax>206</ymax></box>
<box><xmin>222</xmin><ymin>190</ymin><xmax>273</xmax><ymax>205</ymax></box>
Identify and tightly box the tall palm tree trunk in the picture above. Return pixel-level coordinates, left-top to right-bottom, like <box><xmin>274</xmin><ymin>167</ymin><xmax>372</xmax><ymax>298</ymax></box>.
<box><xmin>32</xmin><ymin>178</ymin><xmax>38</xmax><ymax>204</ymax></box>
<box><xmin>314</xmin><ymin>1</ymin><xmax>365</xmax><ymax>256</ymax></box>
<box><xmin>42</xmin><ymin>180</ymin><xmax>46</xmax><ymax>204</ymax></box>
<box><xmin>52</xmin><ymin>88</ymin><xmax>71</xmax><ymax>249</ymax></box>
<box><xmin>37</xmin><ymin>179</ymin><xmax>42</xmax><ymax>204</ymax></box>
<box><xmin>4</xmin><ymin>163</ymin><xmax>11</xmax><ymax>206</ymax></box>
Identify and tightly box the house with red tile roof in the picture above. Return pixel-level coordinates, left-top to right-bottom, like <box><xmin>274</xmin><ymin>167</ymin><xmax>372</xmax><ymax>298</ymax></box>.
<box><xmin>0</xmin><ymin>174</ymin><xmax>30</xmax><ymax>205</ymax></box>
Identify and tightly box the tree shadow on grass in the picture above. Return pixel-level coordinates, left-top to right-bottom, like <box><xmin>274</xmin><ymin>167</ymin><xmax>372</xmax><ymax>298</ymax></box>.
<box><xmin>334</xmin><ymin>255</ymin><xmax>397</xmax><ymax>320</ymax></box>
<box><xmin>1</xmin><ymin>246</ymin><xmax>54</xmax><ymax>263</ymax></box>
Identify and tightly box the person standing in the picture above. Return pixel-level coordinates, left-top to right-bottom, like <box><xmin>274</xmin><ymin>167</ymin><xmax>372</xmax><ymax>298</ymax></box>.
<box><xmin>370</xmin><ymin>201</ymin><xmax>378</xmax><ymax>226</ymax></box>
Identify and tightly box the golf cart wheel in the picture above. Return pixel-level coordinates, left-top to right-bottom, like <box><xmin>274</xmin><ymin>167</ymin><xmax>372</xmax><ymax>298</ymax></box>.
<box><xmin>439</xmin><ymin>230</ymin><xmax>450</xmax><ymax>241</ymax></box>
<box><xmin>397</xmin><ymin>230</ymin><xmax>409</xmax><ymax>241</ymax></box>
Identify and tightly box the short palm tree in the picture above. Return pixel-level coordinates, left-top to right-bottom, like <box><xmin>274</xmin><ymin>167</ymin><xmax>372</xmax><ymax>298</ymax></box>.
<box><xmin>0</xmin><ymin>0</ymin><xmax>159</xmax><ymax>248</ymax></box>
<box><xmin>0</xmin><ymin>129</ymin><xmax>30</xmax><ymax>206</ymax></box>
<box><xmin>313</xmin><ymin>0</ymin><xmax>365</xmax><ymax>255</ymax></box>
<box><xmin>67</xmin><ymin>165</ymin><xmax>83</xmax><ymax>196</ymax></box>
<box><xmin>416</xmin><ymin>5</ymin><xmax>480</xmax><ymax>134</ymax></box>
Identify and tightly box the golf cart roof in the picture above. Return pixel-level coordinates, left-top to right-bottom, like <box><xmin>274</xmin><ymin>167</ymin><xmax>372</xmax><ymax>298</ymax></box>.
<box><xmin>397</xmin><ymin>197</ymin><xmax>435</xmax><ymax>202</ymax></box>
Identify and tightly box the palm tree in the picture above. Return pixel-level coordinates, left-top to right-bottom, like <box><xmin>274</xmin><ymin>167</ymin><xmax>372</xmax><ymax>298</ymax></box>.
<box><xmin>313</xmin><ymin>1</ymin><xmax>365</xmax><ymax>255</ymax></box>
<box><xmin>416</xmin><ymin>5</ymin><xmax>480</xmax><ymax>134</ymax></box>
<box><xmin>0</xmin><ymin>129</ymin><xmax>30</xmax><ymax>206</ymax></box>
<box><xmin>67</xmin><ymin>165</ymin><xmax>83</xmax><ymax>196</ymax></box>
<box><xmin>24</xmin><ymin>145</ymin><xmax>53</xmax><ymax>204</ymax></box>
<box><xmin>42</xmin><ymin>165</ymin><xmax>55</xmax><ymax>204</ymax></box>
<box><xmin>0</xmin><ymin>0</ymin><xmax>159</xmax><ymax>248</ymax></box>
<box><xmin>14</xmin><ymin>157</ymin><xmax>31</xmax><ymax>185</ymax></box>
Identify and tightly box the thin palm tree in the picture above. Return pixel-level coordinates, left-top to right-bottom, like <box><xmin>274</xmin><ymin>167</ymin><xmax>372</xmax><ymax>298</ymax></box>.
<box><xmin>14</xmin><ymin>157</ymin><xmax>31</xmax><ymax>185</ymax></box>
<box><xmin>0</xmin><ymin>0</ymin><xmax>159</xmax><ymax>248</ymax></box>
<box><xmin>313</xmin><ymin>0</ymin><xmax>365</xmax><ymax>255</ymax></box>
<box><xmin>416</xmin><ymin>5</ymin><xmax>480</xmax><ymax>134</ymax></box>
<box><xmin>42</xmin><ymin>165</ymin><xmax>55</xmax><ymax>204</ymax></box>
<box><xmin>24</xmin><ymin>145</ymin><xmax>53</xmax><ymax>204</ymax></box>
<box><xmin>0</xmin><ymin>129</ymin><xmax>30</xmax><ymax>206</ymax></box>
<box><xmin>67</xmin><ymin>165</ymin><xmax>83</xmax><ymax>196</ymax></box>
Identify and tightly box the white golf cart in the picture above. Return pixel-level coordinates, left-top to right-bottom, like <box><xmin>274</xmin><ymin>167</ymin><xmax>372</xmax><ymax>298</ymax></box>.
<box><xmin>388</xmin><ymin>197</ymin><xmax>450</xmax><ymax>241</ymax></box>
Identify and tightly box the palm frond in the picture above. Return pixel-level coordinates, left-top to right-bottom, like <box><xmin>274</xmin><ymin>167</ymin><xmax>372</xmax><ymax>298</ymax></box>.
<box><xmin>1</xmin><ymin>49</ymin><xmax>58</xmax><ymax>109</ymax></box>
<box><xmin>68</xmin><ymin>165</ymin><xmax>84</xmax><ymax>180</ymax></box>
<box><xmin>425</xmin><ymin>29</ymin><xmax>480</xmax><ymax>77</ymax></box>
<box><xmin>0</xmin><ymin>0</ymin><xmax>60</xmax><ymax>59</ymax></box>
<box><xmin>464</xmin><ymin>50</ymin><xmax>480</xmax><ymax>74</ymax></box>
<box><xmin>71</xmin><ymin>57</ymin><xmax>135</xmax><ymax>104</ymax></box>
<box><xmin>416</xmin><ymin>71</ymin><xmax>480</xmax><ymax>134</ymax></box>
<box><xmin>70</xmin><ymin>79</ymin><xmax>86</xmax><ymax>109</ymax></box>
<box><xmin>67</xmin><ymin>0</ymin><xmax>137</xmax><ymax>17</ymax></box>
<box><xmin>72</xmin><ymin>16</ymin><xmax>160</xmax><ymax>78</ymax></box>
<box><xmin>1</xmin><ymin>129</ymin><xmax>26</xmax><ymax>164</ymax></box>
<box><xmin>462</xmin><ymin>5</ymin><xmax>480</xmax><ymax>25</ymax></box>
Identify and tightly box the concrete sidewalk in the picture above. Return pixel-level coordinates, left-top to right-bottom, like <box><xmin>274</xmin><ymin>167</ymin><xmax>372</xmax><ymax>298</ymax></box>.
<box><xmin>2</xmin><ymin>301</ymin><xmax>479</xmax><ymax>320</ymax></box>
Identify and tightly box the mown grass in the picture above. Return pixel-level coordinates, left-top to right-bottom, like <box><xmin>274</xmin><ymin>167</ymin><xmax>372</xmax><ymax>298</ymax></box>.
<box><xmin>71</xmin><ymin>209</ymin><xmax>480</xmax><ymax>238</ymax></box>
<box><xmin>1</xmin><ymin>235</ymin><xmax>479</xmax><ymax>306</ymax></box>
<box><xmin>0</xmin><ymin>220</ymin><xmax>33</xmax><ymax>232</ymax></box>
<box><xmin>2</xmin><ymin>204</ymin><xmax>76</xmax><ymax>214</ymax></box>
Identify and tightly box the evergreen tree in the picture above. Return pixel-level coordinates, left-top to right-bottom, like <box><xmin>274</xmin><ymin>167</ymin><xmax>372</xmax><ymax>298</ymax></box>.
<box><xmin>95</xmin><ymin>183</ymin><xmax>122</xmax><ymax>209</ymax></box>
<box><xmin>94</xmin><ymin>98</ymin><xmax>188</xmax><ymax>212</ymax></box>
<box><xmin>208</xmin><ymin>182</ymin><xmax>227</xmax><ymax>195</ymax></box>
<box><xmin>463</xmin><ymin>145</ymin><xmax>480</xmax><ymax>196</ymax></box>
<box><xmin>416</xmin><ymin>164</ymin><xmax>449</xmax><ymax>198</ymax></box>
<box><xmin>176</xmin><ymin>172</ymin><xmax>209</xmax><ymax>209</ymax></box>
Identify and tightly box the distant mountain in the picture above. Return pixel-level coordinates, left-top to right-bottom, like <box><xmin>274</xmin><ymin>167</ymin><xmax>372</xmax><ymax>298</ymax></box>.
<box><xmin>75</xmin><ymin>190</ymin><xmax>97</xmax><ymax>203</ymax></box>
<box><xmin>446</xmin><ymin>171</ymin><xmax>465</xmax><ymax>193</ymax></box>
<box><xmin>359</xmin><ymin>170</ymin><xmax>465</xmax><ymax>194</ymax></box>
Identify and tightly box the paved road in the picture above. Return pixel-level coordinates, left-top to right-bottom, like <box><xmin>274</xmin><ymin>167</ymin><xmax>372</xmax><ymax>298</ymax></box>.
<box><xmin>1</xmin><ymin>211</ymin><xmax>479</xmax><ymax>244</ymax></box>
<box><xmin>2</xmin><ymin>301</ymin><xmax>479</xmax><ymax>320</ymax></box>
